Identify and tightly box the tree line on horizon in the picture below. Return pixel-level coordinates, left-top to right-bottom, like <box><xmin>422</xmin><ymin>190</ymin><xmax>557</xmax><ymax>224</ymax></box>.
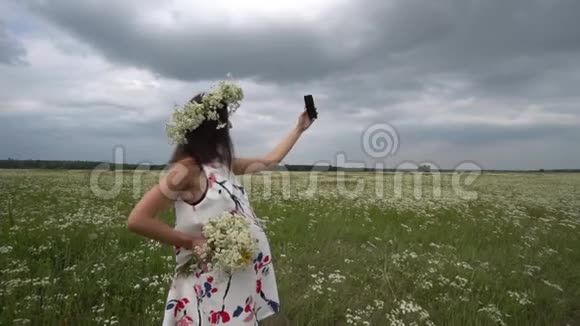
<box><xmin>0</xmin><ymin>159</ymin><xmax>342</xmax><ymax>171</ymax></box>
<box><xmin>0</xmin><ymin>159</ymin><xmax>577</xmax><ymax>173</ymax></box>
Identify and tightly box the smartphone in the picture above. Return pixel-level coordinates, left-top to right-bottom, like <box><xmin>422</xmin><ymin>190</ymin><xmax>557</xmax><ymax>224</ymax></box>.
<box><xmin>304</xmin><ymin>95</ymin><xmax>318</xmax><ymax>120</ymax></box>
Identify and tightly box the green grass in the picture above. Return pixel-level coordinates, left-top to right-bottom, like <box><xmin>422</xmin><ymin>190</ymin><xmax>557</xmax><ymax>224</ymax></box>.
<box><xmin>1</xmin><ymin>170</ymin><xmax>580</xmax><ymax>325</ymax></box>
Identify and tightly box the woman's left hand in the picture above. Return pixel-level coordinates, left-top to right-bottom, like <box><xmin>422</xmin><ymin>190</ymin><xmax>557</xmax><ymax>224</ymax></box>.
<box><xmin>296</xmin><ymin>110</ymin><xmax>315</xmax><ymax>132</ymax></box>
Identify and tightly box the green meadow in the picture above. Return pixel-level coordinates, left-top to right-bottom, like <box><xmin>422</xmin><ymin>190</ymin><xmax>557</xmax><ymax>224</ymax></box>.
<box><xmin>1</xmin><ymin>170</ymin><xmax>579</xmax><ymax>325</ymax></box>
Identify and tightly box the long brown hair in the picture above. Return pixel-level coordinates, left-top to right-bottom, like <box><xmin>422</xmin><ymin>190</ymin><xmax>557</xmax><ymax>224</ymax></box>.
<box><xmin>169</xmin><ymin>93</ymin><xmax>234</xmax><ymax>167</ymax></box>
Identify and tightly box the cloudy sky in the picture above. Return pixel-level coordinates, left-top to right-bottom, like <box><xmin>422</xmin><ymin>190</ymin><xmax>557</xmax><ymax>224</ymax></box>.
<box><xmin>1</xmin><ymin>0</ymin><xmax>579</xmax><ymax>170</ymax></box>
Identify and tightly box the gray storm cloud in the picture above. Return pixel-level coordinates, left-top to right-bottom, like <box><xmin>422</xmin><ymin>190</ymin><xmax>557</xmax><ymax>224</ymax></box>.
<box><xmin>0</xmin><ymin>20</ymin><xmax>27</xmax><ymax>64</ymax></box>
<box><xmin>1</xmin><ymin>0</ymin><xmax>580</xmax><ymax>169</ymax></box>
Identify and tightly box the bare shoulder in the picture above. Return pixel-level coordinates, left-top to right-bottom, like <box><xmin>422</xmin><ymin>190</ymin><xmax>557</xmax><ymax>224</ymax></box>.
<box><xmin>163</xmin><ymin>157</ymin><xmax>202</xmax><ymax>193</ymax></box>
<box><xmin>173</xmin><ymin>157</ymin><xmax>201</xmax><ymax>172</ymax></box>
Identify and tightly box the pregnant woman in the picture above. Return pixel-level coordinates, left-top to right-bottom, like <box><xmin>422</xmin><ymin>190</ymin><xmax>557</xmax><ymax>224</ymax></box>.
<box><xmin>127</xmin><ymin>80</ymin><xmax>315</xmax><ymax>325</ymax></box>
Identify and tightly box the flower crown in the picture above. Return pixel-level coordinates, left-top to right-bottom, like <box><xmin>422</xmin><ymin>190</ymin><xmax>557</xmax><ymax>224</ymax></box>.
<box><xmin>165</xmin><ymin>78</ymin><xmax>244</xmax><ymax>145</ymax></box>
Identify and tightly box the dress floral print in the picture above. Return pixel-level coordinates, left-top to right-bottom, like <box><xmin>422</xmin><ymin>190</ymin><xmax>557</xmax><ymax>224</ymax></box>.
<box><xmin>162</xmin><ymin>162</ymin><xmax>280</xmax><ymax>325</ymax></box>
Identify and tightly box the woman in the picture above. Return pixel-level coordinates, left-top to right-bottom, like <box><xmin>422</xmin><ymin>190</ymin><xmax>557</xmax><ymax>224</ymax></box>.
<box><xmin>127</xmin><ymin>80</ymin><xmax>315</xmax><ymax>325</ymax></box>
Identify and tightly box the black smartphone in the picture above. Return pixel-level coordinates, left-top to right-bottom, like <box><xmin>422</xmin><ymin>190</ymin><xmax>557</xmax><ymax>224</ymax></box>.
<box><xmin>304</xmin><ymin>94</ymin><xmax>318</xmax><ymax>120</ymax></box>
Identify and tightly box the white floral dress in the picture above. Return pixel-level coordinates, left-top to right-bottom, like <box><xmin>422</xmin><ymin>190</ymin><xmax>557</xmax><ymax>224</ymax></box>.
<box><xmin>162</xmin><ymin>162</ymin><xmax>280</xmax><ymax>325</ymax></box>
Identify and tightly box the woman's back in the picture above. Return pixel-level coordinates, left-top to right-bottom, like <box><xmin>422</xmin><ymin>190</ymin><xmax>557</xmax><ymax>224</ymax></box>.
<box><xmin>128</xmin><ymin>79</ymin><xmax>314</xmax><ymax>324</ymax></box>
<box><xmin>164</xmin><ymin>161</ymin><xmax>280</xmax><ymax>325</ymax></box>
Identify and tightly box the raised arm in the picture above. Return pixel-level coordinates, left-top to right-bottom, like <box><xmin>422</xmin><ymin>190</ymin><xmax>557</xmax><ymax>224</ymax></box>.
<box><xmin>232</xmin><ymin>110</ymin><xmax>314</xmax><ymax>175</ymax></box>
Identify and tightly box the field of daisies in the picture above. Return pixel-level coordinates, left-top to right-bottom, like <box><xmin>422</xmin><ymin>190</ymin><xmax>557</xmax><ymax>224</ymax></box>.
<box><xmin>1</xmin><ymin>169</ymin><xmax>579</xmax><ymax>325</ymax></box>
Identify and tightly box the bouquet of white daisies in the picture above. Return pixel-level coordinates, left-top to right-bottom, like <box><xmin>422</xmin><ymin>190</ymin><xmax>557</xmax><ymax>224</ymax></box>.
<box><xmin>178</xmin><ymin>211</ymin><xmax>257</xmax><ymax>276</ymax></box>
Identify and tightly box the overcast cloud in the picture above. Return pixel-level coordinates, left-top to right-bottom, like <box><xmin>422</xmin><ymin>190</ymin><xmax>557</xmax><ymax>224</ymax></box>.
<box><xmin>1</xmin><ymin>0</ymin><xmax>579</xmax><ymax>169</ymax></box>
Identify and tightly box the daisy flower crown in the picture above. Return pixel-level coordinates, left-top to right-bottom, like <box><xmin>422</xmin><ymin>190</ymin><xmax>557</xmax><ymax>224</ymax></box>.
<box><xmin>165</xmin><ymin>78</ymin><xmax>244</xmax><ymax>145</ymax></box>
